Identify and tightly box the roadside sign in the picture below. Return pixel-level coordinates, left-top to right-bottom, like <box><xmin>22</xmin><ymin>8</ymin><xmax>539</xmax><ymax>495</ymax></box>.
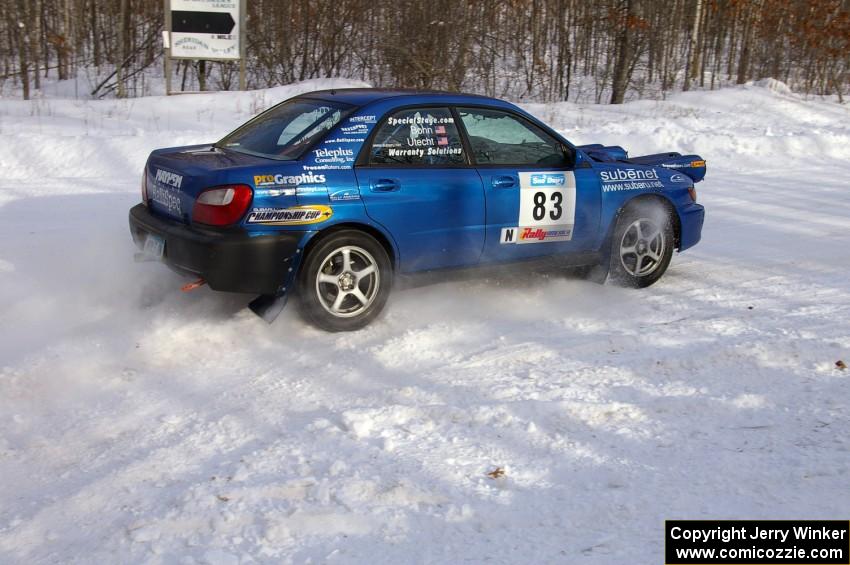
<box><xmin>163</xmin><ymin>0</ymin><xmax>246</xmax><ymax>93</ymax></box>
<box><xmin>168</xmin><ymin>0</ymin><xmax>242</xmax><ymax>61</ymax></box>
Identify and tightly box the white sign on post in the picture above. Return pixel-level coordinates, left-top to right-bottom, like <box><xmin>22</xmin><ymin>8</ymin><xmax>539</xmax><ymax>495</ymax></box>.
<box><xmin>169</xmin><ymin>0</ymin><xmax>241</xmax><ymax>60</ymax></box>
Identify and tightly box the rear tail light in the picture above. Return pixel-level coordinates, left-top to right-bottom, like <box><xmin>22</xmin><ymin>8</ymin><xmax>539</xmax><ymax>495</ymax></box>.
<box><xmin>141</xmin><ymin>172</ymin><xmax>148</xmax><ymax>205</ymax></box>
<box><xmin>192</xmin><ymin>185</ymin><xmax>253</xmax><ymax>226</ymax></box>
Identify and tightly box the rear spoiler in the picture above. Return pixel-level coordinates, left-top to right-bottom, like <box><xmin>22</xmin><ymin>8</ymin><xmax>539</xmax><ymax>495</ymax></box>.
<box><xmin>628</xmin><ymin>152</ymin><xmax>706</xmax><ymax>183</ymax></box>
<box><xmin>578</xmin><ymin>144</ymin><xmax>706</xmax><ymax>183</ymax></box>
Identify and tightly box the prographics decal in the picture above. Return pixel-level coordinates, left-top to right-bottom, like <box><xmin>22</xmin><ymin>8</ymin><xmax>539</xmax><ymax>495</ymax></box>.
<box><xmin>246</xmin><ymin>205</ymin><xmax>333</xmax><ymax>226</ymax></box>
<box><xmin>253</xmin><ymin>172</ymin><xmax>326</xmax><ymax>187</ymax></box>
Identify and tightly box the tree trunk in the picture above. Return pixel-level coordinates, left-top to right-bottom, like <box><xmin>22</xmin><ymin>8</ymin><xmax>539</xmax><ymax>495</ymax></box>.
<box><xmin>32</xmin><ymin>0</ymin><xmax>41</xmax><ymax>90</ymax></box>
<box><xmin>16</xmin><ymin>0</ymin><xmax>31</xmax><ymax>100</ymax></box>
<box><xmin>683</xmin><ymin>0</ymin><xmax>703</xmax><ymax>92</ymax></box>
<box><xmin>117</xmin><ymin>0</ymin><xmax>128</xmax><ymax>97</ymax></box>
<box><xmin>610</xmin><ymin>0</ymin><xmax>634</xmax><ymax>104</ymax></box>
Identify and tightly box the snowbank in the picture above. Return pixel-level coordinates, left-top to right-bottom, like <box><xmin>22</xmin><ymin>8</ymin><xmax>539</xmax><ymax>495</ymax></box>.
<box><xmin>0</xmin><ymin>82</ymin><xmax>848</xmax><ymax>563</ymax></box>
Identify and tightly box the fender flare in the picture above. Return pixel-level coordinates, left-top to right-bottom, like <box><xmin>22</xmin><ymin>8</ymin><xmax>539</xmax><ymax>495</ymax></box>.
<box><xmin>299</xmin><ymin>221</ymin><xmax>400</xmax><ymax>271</ymax></box>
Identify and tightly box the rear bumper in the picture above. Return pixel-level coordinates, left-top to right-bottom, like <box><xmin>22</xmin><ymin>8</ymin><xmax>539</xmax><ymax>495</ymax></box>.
<box><xmin>129</xmin><ymin>204</ymin><xmax>301</xmax><ymax>294</ymax></box>
<box><xmin>678</xmin><ymin>203</ymin><xmax>705</xmax><ymax>251</ymax></box>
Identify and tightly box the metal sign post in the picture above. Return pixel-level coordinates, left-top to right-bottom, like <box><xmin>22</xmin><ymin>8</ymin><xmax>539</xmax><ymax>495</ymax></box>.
<box><xmin>163</xmin><ymin>0</ymin><xmax>245</xmax><ymax>95</ymax></box>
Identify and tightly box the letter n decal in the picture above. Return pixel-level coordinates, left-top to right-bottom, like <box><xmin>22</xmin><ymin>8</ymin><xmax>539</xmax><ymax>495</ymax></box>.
<box><xmin>500</xmin><ymin>228</ymin><xmax>516</xmax><ymax>244</ymax></box>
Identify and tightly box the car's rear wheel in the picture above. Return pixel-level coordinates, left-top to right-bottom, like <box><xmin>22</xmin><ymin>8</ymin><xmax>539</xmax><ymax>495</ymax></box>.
<box><xmin>298</xmin><ymin>230</ymin><xmax>392</xmax><ymax>331</ymax></box>
<box><xmin>607</xmin><ymin>203</ymin><xmax>674</xmax><ymax>288</ymax></box>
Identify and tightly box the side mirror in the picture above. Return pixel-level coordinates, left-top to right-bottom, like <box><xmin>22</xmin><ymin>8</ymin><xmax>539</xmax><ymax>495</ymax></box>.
<box><xmin>563</xmin><ymin>144</ymin><xmax>577</xmax><ymax>168</ymax></box>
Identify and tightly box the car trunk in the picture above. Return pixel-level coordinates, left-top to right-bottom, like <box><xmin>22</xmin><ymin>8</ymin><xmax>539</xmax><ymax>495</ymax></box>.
<box><xmin>145</xmin><ymin>144</ymin><xmax>283</xmax><ymax>224</ymax></box>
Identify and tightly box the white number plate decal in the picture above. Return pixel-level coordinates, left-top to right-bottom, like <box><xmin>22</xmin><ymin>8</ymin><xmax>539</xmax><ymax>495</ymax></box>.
<box><xmin>502</xmin><ymin>172</ymin><xmax>576</xmax><ymax>244</ymax></box>
<box><xmin>143</xmin><ymin>234</ymin><xmax>165</xmax><ymax>259</ymax></box>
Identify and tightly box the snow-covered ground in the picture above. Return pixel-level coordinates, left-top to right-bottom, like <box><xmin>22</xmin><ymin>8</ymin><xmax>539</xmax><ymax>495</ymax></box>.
<box><xmin>0</xmin><ymin>79</ymin><xmax>848</xmax><ymax>564</ymax></box>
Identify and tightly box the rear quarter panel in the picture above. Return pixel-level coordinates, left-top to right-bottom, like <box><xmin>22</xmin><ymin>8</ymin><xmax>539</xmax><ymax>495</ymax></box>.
<box><xmin>593</xmin><ymin>161</ymin><xmax>703</xmax><ymax>250</ymax></box>
<box><xmin>237</xmin><ymin>109</ymin><xmax>400</xmax><ymax>258</ymax></box>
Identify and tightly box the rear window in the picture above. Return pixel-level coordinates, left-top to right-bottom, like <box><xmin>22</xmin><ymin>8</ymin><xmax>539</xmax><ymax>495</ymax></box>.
<box><xmin>368</xmin><ymin>107</ymin><xmax>466</xmax><ymax>166</ymax></box>
<box><xmin>218</xmin><ymin>98</ymin><xmax>351</xmax><ymax>160</ymax></box>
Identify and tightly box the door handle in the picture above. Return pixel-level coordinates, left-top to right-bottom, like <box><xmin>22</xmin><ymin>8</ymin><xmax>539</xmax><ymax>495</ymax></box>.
<box><xmin>492</xmin><ymin>176</ymin><xmax>516</xmax><ymax>189</ymax></box>
<box><xmin>371</xmin><ymin>178</ymin><xmax>400</xmax><ymax>192</ymax></box>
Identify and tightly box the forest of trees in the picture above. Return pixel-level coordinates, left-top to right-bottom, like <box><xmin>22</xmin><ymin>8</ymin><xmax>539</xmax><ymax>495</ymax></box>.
<box><xmin>2</xmin><ymin>0</ymin><xmax>849</xmax><ymax>103</ymax></box>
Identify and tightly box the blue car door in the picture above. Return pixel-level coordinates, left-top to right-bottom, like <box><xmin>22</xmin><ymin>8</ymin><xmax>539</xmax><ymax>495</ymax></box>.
<box><xmin>355</xmin><ymin>106</ymin><xmax>485</xmax><ymax>272</ymax></box>
<box><xmin>455</xmin><ymin>106</ymin><xmax>601</xmax><ymax>262</ymax></box>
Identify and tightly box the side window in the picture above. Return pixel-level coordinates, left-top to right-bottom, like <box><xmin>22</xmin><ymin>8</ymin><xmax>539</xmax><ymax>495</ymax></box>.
<box><xmin>369</xmin><ymin>107</ymin><xmax>465</xmax><ymax>166</ymax></box>
<box><xmin>457</xmin><ymin>107</ymin><xmax>570</xmax><ymax>167</ymax></box>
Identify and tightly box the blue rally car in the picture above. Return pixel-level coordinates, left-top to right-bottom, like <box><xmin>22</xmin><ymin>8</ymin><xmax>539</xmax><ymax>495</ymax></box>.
<box><xmin>129</xmin><ymin>89</ymin><xmax>706</xmax><ymax>331</ymax></box>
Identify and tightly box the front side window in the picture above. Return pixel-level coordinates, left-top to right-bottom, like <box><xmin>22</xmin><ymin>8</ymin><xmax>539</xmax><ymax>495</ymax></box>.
<box><xmin>369</xmin><ymin>107</ymin><xmax>465</xmax><ymax>166</ymax></box>
<box><xmin>218</xmin><ymin>98</ymin><xmax>350</xmax><ymax>160</ymax></box>
<box><xmin>457</xmin><ymin>107</ymin><xmax>569</xmax><ymax>166</ymax></box>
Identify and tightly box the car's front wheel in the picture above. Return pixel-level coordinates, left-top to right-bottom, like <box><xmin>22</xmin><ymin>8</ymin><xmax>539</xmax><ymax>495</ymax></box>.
<box><xmin>607</xmin><ymin>203</ymin><xmax>674</xmax><ymax>288</ymax></box>
<box><xmin>298</xmin><ymin>230</ymin><xmax>392</xmax><ymax>331</ymax></box>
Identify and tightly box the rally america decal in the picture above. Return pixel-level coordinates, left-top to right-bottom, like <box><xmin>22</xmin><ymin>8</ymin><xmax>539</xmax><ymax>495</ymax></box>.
<box><xmin>329</xmin><ymin>188</ymin><xmax>361</xmax><ymax>202</ymax></box>
<box><xmin>246</xmin><ymin>205</ymin><xmax>333</xmax><ymax>226</ymax></box>
<box><xmin>501</xmin><ymin>171</ymin><xmax>576</xmax><ymax>244</ymax></box>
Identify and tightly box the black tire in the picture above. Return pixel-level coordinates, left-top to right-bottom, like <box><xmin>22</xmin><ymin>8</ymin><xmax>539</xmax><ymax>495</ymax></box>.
<box><xmin>297</xmin><ymin>230</ymin><xmax>393</xmax><ymax>332</ymax></box>
<box><xmin>607</xmin><ymin>202</ymin><xmax>674</xmax><ymax>288</ymax></box>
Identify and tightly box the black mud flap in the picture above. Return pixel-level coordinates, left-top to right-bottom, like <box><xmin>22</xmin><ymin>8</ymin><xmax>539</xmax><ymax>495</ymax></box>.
<box><xmin>249</xmin><ymin>293</ymin><xmax>289</xmax><ymax>324</ymax></box>
<box><xmin>247</xmin><ymin>243</ymin><xmax>305</xmax><ymax>324</ymax></box>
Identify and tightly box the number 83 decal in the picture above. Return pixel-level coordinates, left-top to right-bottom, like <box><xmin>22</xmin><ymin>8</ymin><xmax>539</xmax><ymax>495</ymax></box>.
<box><xmin>518</xmin><ymin>171</ymin><xmax>576</xmax><ymax>237</ymax></box>
<box><xmin>532</xmin><ymin>190</ymin><xmax>564</xmax><ymax>221</ymax></box>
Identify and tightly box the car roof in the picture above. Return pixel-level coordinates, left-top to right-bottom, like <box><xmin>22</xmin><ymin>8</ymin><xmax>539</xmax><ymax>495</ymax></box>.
<box><xmin>301</xmin><ymin>88</ymin><xmax>501</xmax><ymax>107</ymax></box>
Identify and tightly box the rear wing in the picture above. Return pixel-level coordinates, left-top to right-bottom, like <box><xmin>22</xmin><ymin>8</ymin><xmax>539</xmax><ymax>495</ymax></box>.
<box><xmin>578</xmin><ymin>144</ymin><xmax>706</xmax><ymax>183</ymax></box>
<box><xmin>628</xmin><ymin>152</ymin><xmax>706</xmax><ymax>183</ymax></box>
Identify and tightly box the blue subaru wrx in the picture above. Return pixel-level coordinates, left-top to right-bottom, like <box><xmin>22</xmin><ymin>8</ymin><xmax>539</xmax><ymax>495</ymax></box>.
<box><xmin>129</xmin><ymin>88</ymin><xmax>706</xmax><ymax>331</ymax></box>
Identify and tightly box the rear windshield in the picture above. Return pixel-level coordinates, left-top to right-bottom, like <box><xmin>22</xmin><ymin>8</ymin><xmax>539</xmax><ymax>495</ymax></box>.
<box><xmin>217</xmin><ymin>98</ymin><xmax>351</xmax><ymax>160</ymax></box>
